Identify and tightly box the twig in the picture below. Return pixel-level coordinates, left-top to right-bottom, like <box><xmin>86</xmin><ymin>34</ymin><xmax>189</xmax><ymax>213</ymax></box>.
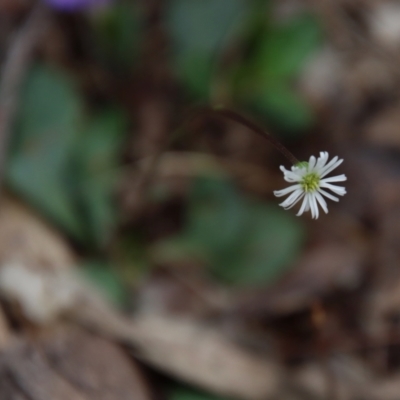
<box><xmin>0</xmin><ymin>4</ymin><xmax>48</xmax><ymax>190</ymax></box>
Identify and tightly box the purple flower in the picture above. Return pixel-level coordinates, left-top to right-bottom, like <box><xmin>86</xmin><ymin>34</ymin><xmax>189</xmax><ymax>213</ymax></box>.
<box><xmin>44</xmin><ymin>0</ymin><xmax>113</xmax><ymax>11</ymax></box>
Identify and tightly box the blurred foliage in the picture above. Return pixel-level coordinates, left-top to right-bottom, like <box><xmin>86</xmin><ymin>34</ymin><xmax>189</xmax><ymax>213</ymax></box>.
<box><xmin>80</xmin><ymin>260</ymin><xmax>127</xmax><ymax>307</ymax></box>
<box><xmin>7</xmin><ymin>64</ymin><xmax>127</xmax><ymax>247</ymax></box>
<box><xmin>155</xmin><ymin>178</ymin><xmax>305</xmax><ymax>287</ymax></box>
<box><xmin>166</xmin><ymin>0</ymin><xmax>322</xmax><ymax>134</ymax></box>
<box><xmin>257</xmin><ymin>82</ymin><xmax>313</xmax><ymax>133</ymax></box>
<box><xmin>91</xmin><ymin>2</ymin><xmax>142</xmax><ymax>72</ymax></box>
<box><xmin>5</xmin><ymin>0</ymin><xmax>316</xmax><ymax>309</ymax></box>
<box><xmin>113</xmin><ymin>233</ymin><xmax>150</xmax><ymax>284</ymax></box>
<box><xmin>170</xmin><ymin>386</ymin><xmax>230</xmax><ymax>400</ymax></box>
<box><xmin>166</xmin><ymin>0</ymin><xmax>248</xmax><ymax>99</ymax></box>
<box><xmin>240</xmin><ymin>12</ymin><xmax>321</xmax><ymax>133</ymax></box>
<box><xmin>73</xmin><ymin>110</ymin><xmax>126</xmax><ymax>247</ymax></box>
<box><xmin>251</xmin><ymin>13</ymin><xmax>321</xmax><ymax>81</ymax></box>
<box><xmin>8</xmin><ymin>64</ymin><xmax>83</xmax><ymax>238</ymax></box>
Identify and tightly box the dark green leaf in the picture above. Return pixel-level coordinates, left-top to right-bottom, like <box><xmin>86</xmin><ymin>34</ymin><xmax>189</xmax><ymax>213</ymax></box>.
<box><xmin>255</xmin><ymin>14</ymin><xmax>322</xmax><ymax>82</ymax></box>
<box><xmin>232</xmin><ymin>12</ymin><xmax>320</xmax><ymax>134</ymax></box>
<box><xmin>166</xmin><ymin>0</ymin><xmax>248</xmax><ymax>99</ymax></box>
<box><xmin>257</xmin><ymin>83</ymin><xmax>314</xmax><ymax>133</ymax></box>
<box><xmin>211</xmin><ymin>201</ymin><xmax>305</xmax><ymax>285</ymax></box>
<box><xmin>76</xmin><ymin>110</ymin><xmax>127</xmax><ymax>247</ymax></box>
<box><xmin>155</xmin><ymin>178</ymin><xmax>305</xmax><ymax>287</ymax></box>
<box><xmin>8</xmin><ymin>64</ymin><xmax>83</xmax><ymax>237</ymax></box>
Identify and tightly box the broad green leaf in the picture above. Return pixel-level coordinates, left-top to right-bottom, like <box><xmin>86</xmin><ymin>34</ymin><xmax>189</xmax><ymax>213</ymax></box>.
<box><xmin>155</xmin><ymin>178</ymin><xmax>305</xmax><ymax>287</ymax></box>
<box><xmin>166</xmin><ymin>0</ymin><xmax>248</xmax><ymax>99</ymax></box>
<box><xmin>8</xmin><ymin>64</ymin><xmax>83</xmax><ymax>237</ymax></box>
<box><xmin>257</xmin><ymin>83</ymin><xmax>314</xmax><ymax>134</ymax></box>
<box><xmin>232</xmin><ymin>12</ymin><xmax>320</xmax><ymax>134</ymax></box>
<box><xmin>75</xmin><ymin>110</ymin><xmax>127</xmax><ymax>247</ymax></box>
<box><xmin>210</xmin><ymin>201</ymin><xmax>304</xmax><ymax>285</ymax></box>
<box><xmin>187</xmin><ymin>178</ymin><xmax>247</xmax><ymax>256</ymax></box>
<box><xmin>255</xmin><ymin>14</ymin><xmax>322</xmax><ymax>82</ymax></box>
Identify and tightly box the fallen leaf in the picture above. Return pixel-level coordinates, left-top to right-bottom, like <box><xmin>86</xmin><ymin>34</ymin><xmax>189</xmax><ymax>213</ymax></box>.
<box><xmin>0</xmin><ymin>194</ymin><xmax>75</xmax><ymax>270</ymax></box>
<box><xmin>0</xmin><ymin>326</ymin><xmax>152</xmax><ymax>400</ymax></box>
<box><xmin>0</xmin><ymin>263</ymin><xmax>282</xmax><ymax>399</ymax></box>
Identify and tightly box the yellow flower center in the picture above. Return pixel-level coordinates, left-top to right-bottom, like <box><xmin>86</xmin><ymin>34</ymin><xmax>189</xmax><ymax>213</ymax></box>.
<box><xmin>301</xmin><ymin>173</ymin><xmax>320</xmax><ymax>192</ymax></box>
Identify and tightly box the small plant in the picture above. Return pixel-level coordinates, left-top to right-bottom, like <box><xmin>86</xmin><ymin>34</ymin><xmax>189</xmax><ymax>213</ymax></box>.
<box><xmin>274</xmin><ymin>152</ymin><xmax>346</xmax><ymax>219</ymax></box>
<box><xmin>202</xmin><ymin>108</ymin><xmax>347</xmax><ymax>219</ymax></box>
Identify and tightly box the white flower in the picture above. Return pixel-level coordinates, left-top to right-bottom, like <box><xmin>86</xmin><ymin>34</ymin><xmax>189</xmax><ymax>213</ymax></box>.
<box><xmin>274</xmin><ymin>152</ymin><xmax>346</xmax><ymax>219</ymax></box>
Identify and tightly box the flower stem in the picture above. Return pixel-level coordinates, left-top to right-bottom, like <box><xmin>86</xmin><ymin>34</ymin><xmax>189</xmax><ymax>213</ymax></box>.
<box><xmin>198</xmin><ymin>107</ymin><xmax>299</xmax><ymax>165</ymax></box>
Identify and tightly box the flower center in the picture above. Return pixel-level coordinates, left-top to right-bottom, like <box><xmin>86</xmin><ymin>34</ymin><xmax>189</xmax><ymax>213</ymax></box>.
<box><xmin>301</xmin><ymin>173</ymin><xmax>320</xmax><ymax>192</ymax></box>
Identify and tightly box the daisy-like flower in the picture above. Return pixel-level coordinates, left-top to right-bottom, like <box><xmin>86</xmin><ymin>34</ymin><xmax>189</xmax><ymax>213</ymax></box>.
<box><xmin>274</xmin><ymin>152</ymin><xmax>346</xmax><ymax>219</ymax></box>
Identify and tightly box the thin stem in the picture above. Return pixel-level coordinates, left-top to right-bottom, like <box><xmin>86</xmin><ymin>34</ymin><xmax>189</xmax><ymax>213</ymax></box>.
<box><xmin>195</xmin><ymin>107</ymin><xmax>299</xmax><ymax>165</ymax></box>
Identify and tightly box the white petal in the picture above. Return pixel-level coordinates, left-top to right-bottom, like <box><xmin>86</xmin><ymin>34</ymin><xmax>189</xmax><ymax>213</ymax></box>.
<box><xmin>320</xmin><ymin>158</ymin><xmax>343</xmax><ymax>178</ymax></box>
<box><xmin>318</xmin><ymin>188</ymin><xmax>339</xmax><ymax>202</ymax></box>
<box><xmin>282</xmin><ymin>165</ymin><xmax>301</xmax><ymax>175</ymax></box>
<box><xmin>280</xmin><ymin>166</ymin><xmax>298</xmax><ymax>181</ymax></box>
<box><xmin>321</xmin><ymin>174</ymin><xmax>347</xmax><ymax>183</ymax></box>
<box><xmin>280</xmin><ymin>189</ymin><xmax>304</xmax><ymax>209</ymax></box>
<box><xmin>308</xmin><ymin>156</ymin><xmax>317</xmax><ymax>172</ymax></box>
<box><xmin>280</xmin><ymin>165</ymin><xmax>290</xmax><ymax>174</ymax></box>
<box><xmin>315</xmin><ymin>152</ymin><xmax>329</xmax><ymax>171</ymax></box>
<box><xmin>317</xmin><ymin>155</ymin><xmax>337</xmax><ymax>174</ymax></box>
<box><xmin>319</xmin><ymin>182</ymin><xmax>346</xmax><ymax>195</ymax></box>
<box><xmin>310</xmin><ymin>194</ymin><xmax>319</xmax><ymax>219</ymax></box>
<box><xmin>280</xmin><ymin>170</ymin><xmax>300</xmax><ymax>182</ymax></box>
<box><xmin>297</xmin><ymin>194</ymin><xmax>309</xmax><ymax>216</ymax></box>
<box><xmin>274</xmin><ymin>184</ymin><xmax>301</xmax><ymax>197</ymax></box>
<box><xmin>314</xmin><ymin>191</ymin><xmax>328</xmax><ymax>214</ymax></box>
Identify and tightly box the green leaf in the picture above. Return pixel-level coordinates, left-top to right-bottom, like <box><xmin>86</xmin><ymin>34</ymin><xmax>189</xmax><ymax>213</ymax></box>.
<box><xmin>91</xmin><ymin>2</ymin><xmax>142</xmax><ymax>71</ymax></box>
<box><xmin>231</xmin><ymin>12</ymin><xmax>320</xmax><ymax>134</ymax></box>
<box><xmin>211</xmin><ymin>201</ymin><xmax>305</xmax><ymax>285</ymax></box>
<box><xmin>80</xmin><ymin>261</ymin><xmax>126</xmax><ymax>307</ymax></box>
<box><xmin>75</xmin><ymin>110</ymin><xmax>127</xmax><ymax>247</ymax></box>
<box><xmin>187</xmin><ymin>178</ymin><xmax>247</xmax><ymax>257</ymax></box>
<box><xmin>155</xmin><ymin>178</ymin><xmax>305</xmax><ymax>287</ymax></box>
<box><xmin>166</xmin><ymin>0</ymin><xmax>248</xmax><ymax>99</ymax></box>
<box><xmin>7</xmin><ymin>64</ymin><xmax>83</xmax><ymax>237</ymax></box>
<box><xmin>8</xmin><ymin>65</ymin><xmax>127</xmax><ymax>247</ymax></box>
<box><xmin>255</xmin><ymin>13</ymin><xmax>322</xmax><ymax>82</ymax></box>
<box><xmin>257</xmin><ymin>83</ymin><xmax>314</xmax><ymax>133</ymax></box>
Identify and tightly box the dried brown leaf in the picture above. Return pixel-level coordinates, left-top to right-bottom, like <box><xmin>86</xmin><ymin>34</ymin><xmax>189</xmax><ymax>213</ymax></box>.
<box><xmin>0</xmin><ymin>326</ymin><xmax>152</xmax><ymax>400</ymax></box>
<box><xmin>0</xmin><ymin>194</ymin><xmax>75</xmax><ymax>270</ymax></box>
<box><xmin>0</xmin><ymin>262</ymin><xmax>282</xmax><ymax>400</ymax></box>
